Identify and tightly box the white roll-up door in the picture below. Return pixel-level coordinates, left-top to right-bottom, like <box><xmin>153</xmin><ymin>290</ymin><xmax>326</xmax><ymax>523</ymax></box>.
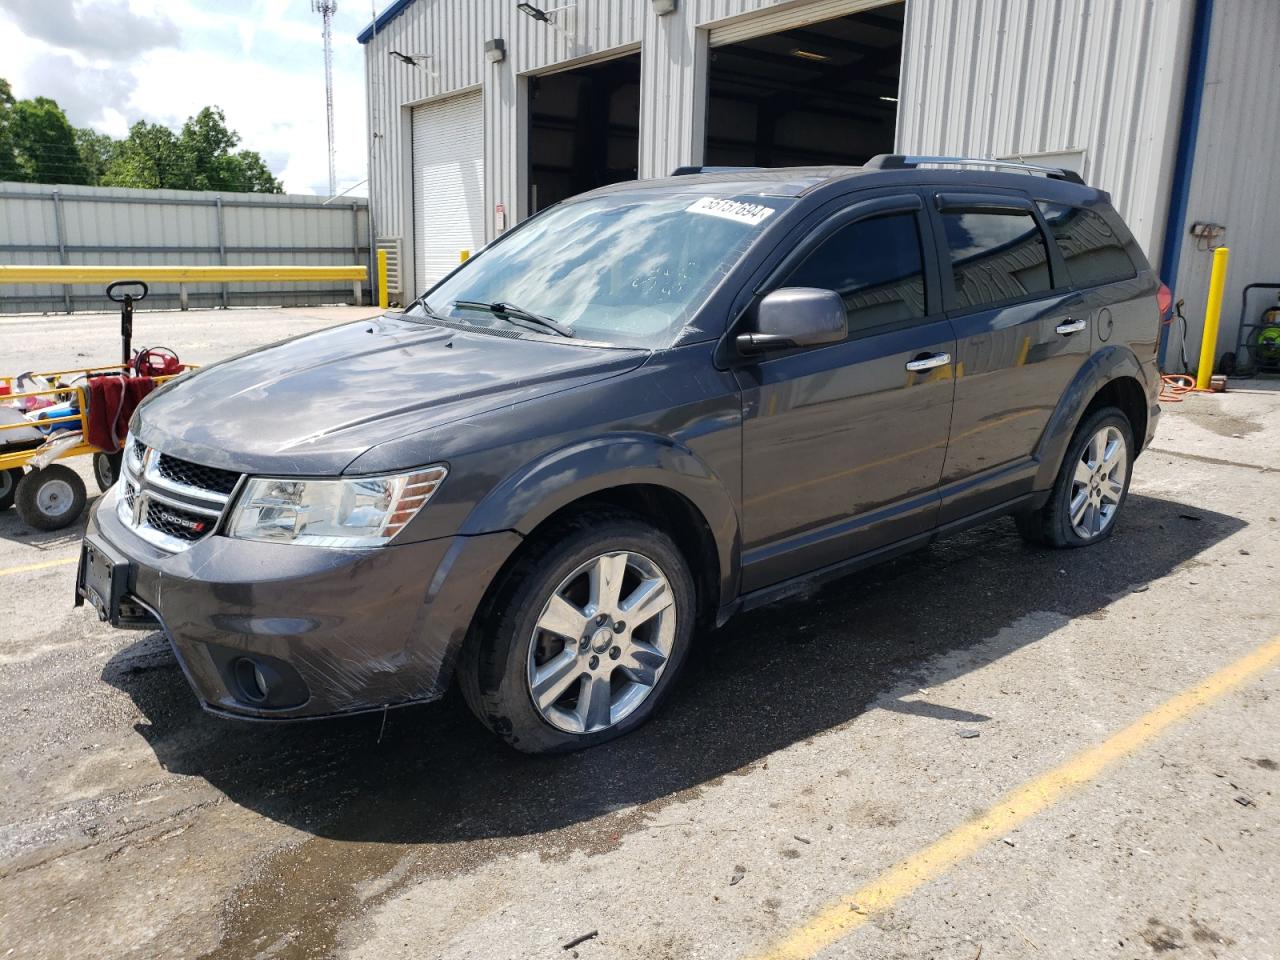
<box><xmin>411</xmin><ymin>90</ymin><xmax>484</xmax><ymax>295</ymax></box>
<box><xmin>708</xmin><ymin>0</ymin><xmax>893</xmax><ymax>47</ymax></box>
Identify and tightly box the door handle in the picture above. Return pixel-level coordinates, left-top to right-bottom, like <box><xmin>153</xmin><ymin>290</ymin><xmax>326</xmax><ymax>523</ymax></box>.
<box><xmin>1055</xmin><ymin>318</ymin><xmax>1087</xmax><ymax>335</ymax></box>
<box><xmin>905</xmin><ymin>352</ymin><xmax>951</xmax><ymax>372</ymax></box>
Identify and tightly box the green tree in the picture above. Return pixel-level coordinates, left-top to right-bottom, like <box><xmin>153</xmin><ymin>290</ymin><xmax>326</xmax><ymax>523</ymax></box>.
<box><xmin>0</xmin><ymin>78</ymin><xmax>283</xmax><ymax>193</ymax></box>
<box><xmin>0</xmin><ymin>78</ymin><xmax>18</xmax><ymax>182</ymax></box>
<box><xmin>0</xmin><ymin>82</ymin><xmax>90</xmax><ymax>184</ymax></box>
<box><xmin>75</xmin><ymin>127</ymin><xmax>118</xmax><ymax>186</ymax></box>
<box><xmin>105</xmin><ymin>106</ymin><xmax>283</xmax><ymax>193</ymax></box>
<box><xmin>103</xmin><ymin>120</ymin><xmax>184</xmax><ymax>189</ymax></box>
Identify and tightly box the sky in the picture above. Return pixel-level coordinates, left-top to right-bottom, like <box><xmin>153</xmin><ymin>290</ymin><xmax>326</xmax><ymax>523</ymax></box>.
<box><xmin>0</xmin><ymin>0</ymin><xmax>374</xmax><ymax>196</ymax></box>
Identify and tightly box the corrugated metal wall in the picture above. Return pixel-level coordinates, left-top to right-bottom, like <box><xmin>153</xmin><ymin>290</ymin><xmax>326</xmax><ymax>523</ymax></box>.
<box><xmin>1168</xmin><ymin>0</ymin><xmax>1280</xmax><ymax>366</ymax></box>
<box><xmin>362</xmin><ymin>0</ymin><xmax>888</xmax><ymax>296</ymax></box>
<box><xmin>0</xmin><ymin>182</ymin><xmax>370</xmax><ymax>314</ymax></box>
<box><xmin>897</xmin><ymin>0</ymin><xmax>1193</xmax><ymax>268</ymax></box>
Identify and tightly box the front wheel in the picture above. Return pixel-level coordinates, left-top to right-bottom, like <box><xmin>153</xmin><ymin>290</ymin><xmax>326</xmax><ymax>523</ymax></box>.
<box><xmin>460</xmin><ymin>511</ymin><xmax>695</xmax><ymax>754</ymax></box>
<box><xmin>1016</xmin><ymin>406</ymin><xmax>1133</xmax><ymax>548</ymax></box>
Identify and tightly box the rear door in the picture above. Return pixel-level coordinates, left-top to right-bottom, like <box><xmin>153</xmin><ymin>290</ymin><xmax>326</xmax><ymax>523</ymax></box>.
<box><xmin>736</xmin><ymin>193</ymin><xmax>957</xmax><ymax>591</ymax></box>
<box><xmin>927</xmin><ymin>193</ymin><xmax>1090</xmax><ymax>522</ymax></box>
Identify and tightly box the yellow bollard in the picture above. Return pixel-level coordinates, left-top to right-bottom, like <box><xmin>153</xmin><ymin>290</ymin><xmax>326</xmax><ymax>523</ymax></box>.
<box><xmin>1195</xmin><ymin>245</ymin><xmax>1230</xmax><ymax>390</ymax></box>
<box><xmin>376</xmin><ymin>249</ymin><xmax>389</xmax><ymax>309</ymax></box>
<box><xmin>460</xmin><ymin>249</ymin><xmax>470</xmax><ymax>262</ymax></box>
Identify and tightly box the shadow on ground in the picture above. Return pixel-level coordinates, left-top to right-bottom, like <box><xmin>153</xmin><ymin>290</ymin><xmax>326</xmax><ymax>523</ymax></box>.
<box><xmin>0</xmin><ymin>491</ymin><xmax>98</xmax><ymax>548</ymax></box>
<box><xmin>101</xmin><ymin>492</ymin><xmax>1242</xmax><ymax>957</ymax></box>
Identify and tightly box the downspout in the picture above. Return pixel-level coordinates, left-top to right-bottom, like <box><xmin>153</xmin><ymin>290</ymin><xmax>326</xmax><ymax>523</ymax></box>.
<box><xmin>1157</xmin><ymin>0</ymin><xmax>1214</xmax><ymax>369</ymax></box>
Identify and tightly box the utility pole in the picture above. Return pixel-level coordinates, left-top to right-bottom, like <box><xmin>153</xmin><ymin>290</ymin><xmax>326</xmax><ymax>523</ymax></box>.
<box><xmin>313</xmin><ymin>0</ymin><xmax>338</xmax><ymax>196</ymax></box>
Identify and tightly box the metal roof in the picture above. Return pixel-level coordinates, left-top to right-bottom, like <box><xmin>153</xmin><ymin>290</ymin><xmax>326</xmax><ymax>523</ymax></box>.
<box><xmin>357</xmin><ymin>0</ymin><xmax>415</xmax><ymax>44</ymax></box>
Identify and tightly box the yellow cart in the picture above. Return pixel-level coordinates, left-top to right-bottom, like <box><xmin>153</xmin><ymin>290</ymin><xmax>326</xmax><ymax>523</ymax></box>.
<box><xmin>1</xmin><ymin>282</ymin><xmax>192</xmax><ymax>530</ymax></box>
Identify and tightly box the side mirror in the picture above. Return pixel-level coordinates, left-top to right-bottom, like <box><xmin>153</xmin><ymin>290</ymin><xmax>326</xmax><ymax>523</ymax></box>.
<box><xmin>735</xmin><ymin>287</ymin><xmax>848</xmax><ymax>356</ymax></box>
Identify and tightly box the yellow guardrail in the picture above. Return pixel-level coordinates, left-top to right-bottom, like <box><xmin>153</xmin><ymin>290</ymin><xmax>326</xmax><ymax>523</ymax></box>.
<box><xmin>0</xmin><ymin>265</ymin><xmax>366</xmax><ymax>283</ymax></box>
<box><xmin>0</xmin><ymin>264</ymin><xmax>370</xmax><ymax>309</ymax></box>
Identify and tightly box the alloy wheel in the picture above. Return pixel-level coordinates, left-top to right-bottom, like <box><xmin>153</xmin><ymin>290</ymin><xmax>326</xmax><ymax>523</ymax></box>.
<box><xmin>526</xmin><ymin>550</ymin><xmax>676</xmax><ymax>734</ymax></box>
<box><xmin>1069</xmin><ymin>424</ymin><xmax>1127</xmax><ymax>539</ymax></box>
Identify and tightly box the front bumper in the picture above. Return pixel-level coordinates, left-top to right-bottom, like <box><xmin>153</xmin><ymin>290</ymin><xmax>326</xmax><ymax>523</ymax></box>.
<box><xmin>82</xmin><ymin>487</ymin><xmax>521</xmax><ymax>720</ymax></box>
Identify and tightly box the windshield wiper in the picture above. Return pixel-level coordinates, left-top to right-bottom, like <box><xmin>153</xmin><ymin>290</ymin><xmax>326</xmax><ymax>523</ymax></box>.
<box><xmin>452</xmin><ymin>300</ymin><xmax>574</xmax><ymax>338</ymax></box>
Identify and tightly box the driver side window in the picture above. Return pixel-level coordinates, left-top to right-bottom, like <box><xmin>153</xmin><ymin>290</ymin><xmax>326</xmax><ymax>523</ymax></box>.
<box><xmin>783</xmin><ymin>212</ymin><xmax>928</xmax><ymax>337</ymax></box>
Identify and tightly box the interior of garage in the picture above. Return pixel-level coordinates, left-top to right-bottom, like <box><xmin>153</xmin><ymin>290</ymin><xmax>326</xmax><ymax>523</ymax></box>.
<box><xmin>704</xmin><ymin>4</ymin><xmax>903</xmax><ymax>168</ymax></box>
<box><xmin>527</xmin><ymin>53</ymin><xmax>641</xmax><ymax>213</ymax></box>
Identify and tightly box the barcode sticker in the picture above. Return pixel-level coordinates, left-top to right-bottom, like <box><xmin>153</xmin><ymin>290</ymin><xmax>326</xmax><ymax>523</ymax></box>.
<box><xmin>686</xmin><ymin>197</ymin><xmax>775</xmax><ymax>226</ymax></box>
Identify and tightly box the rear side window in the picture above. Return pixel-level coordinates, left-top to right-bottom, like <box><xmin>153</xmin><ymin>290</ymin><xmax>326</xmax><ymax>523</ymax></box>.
<box><xmin>940</xmin><ymin>209</ymin><xmax>1053</xmax><ymax>310</ymax></box>
<box><xmin>1038</xmin><ymin>202</ymin><xmax>1138</xmax><ymax>287</ymax></box>
<box><xmin>783</xmin><ymin>213</ymin><xmax>927</xmax><ymax>335</ymax></box>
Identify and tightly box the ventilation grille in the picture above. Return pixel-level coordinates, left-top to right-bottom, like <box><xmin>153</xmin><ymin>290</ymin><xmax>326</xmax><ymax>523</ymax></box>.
<box><xmin>156</xmin><ymin>453</ymin><xmax>241</xmax><ymax>496</ymax></box>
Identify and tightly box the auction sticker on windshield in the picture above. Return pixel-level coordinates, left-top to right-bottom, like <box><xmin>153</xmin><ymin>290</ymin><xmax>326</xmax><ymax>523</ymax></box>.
<box><xmin>686</xmin><ymin>196</ymin><xmax>776</xmax><ymax>226</ymax></box>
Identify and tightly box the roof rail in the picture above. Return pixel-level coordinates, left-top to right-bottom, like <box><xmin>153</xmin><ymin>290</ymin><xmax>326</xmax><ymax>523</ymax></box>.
<box><xmin>671</xmin><ymin>165</ymin><xmax>764</xmax><ymax>176</ymax></box>
<box><xmin>864</xmin><ymin>154</ymin><xmax>1086</xmax><ymax>185</ymax></box>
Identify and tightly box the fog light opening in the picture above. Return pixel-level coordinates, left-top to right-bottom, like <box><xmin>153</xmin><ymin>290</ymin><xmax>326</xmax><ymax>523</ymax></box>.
<box><xmin>234</xmin><ymin>657</ymin><xmax>270</xmax><ymax>703</ymax></box>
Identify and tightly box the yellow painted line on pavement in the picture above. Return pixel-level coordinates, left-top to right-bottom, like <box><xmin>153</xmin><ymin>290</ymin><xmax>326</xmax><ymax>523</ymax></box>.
<box><xmin>752</xmin><ymin>633</ymin><xmax>1280</xmax><ymax>960</ymax></box>
<box><xmin>0</xmin><ymin>556</ymin><xmax>78</xmax><ymax>577</ymax></box>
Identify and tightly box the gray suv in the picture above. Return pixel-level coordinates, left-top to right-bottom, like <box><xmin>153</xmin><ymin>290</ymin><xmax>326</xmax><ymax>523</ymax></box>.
<box><xmin>77</xmin><ymin>156</ymin><xmax>1161</xmax><ymax>753</ymax></box>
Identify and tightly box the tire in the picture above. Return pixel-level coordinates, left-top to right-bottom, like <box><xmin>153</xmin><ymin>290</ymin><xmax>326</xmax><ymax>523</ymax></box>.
<box><xmin>92</xmin><ymin>451</ymin><xmax>123</xmax><ymax>492</ymax></box>
<box><xmin>15</xmin><ymin>464</ymin><xmax>88</xmax><ymax>531</ymax></box>
<box><xmin>0</xmin><ymin>468</ymin><xmax>22</xmax><ymax>511</ymax></box>
<box><xmin>459</xmin><ymin>510</ymin><xmax>696</xmax><ymax>754</ymax></box>
<box><xmin>1016</xmin><ymin>405</ymin><xmax>1134</xmax><ymax>548</ymax></box>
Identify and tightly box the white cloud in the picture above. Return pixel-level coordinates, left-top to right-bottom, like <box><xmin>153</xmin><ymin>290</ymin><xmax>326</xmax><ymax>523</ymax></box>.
<box><xmin>2</xmin><ymin>0</ymin><xmax>179</xmax><ymax>60</ymax></box>
<box><xmin>0</xmin><ymin>0</ymin><xmax>369</xmax><ymax>196</ymax></box>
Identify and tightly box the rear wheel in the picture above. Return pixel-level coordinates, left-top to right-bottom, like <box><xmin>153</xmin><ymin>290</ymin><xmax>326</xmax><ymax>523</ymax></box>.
<box><xmin>15</xmin><ymin>464</ymin><xmax>87</xmax><ymax>531</ymax></box>
<box><xmin>0</xmin><ymin>468</ymin><xmax>22</xmax><ymax>511</ymax></box>
<box><xmin>460</xmin><ymin>511</ymin><xmax>695</xmax><ymax>753</ymax></box>
<box><xmin>1017</xmin><ymin>406</ymin><xmax>1133</xmax><ymax>548</ymax></box>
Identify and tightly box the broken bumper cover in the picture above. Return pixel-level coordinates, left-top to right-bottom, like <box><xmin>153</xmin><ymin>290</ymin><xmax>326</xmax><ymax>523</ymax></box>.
<box><xmin>83</xmin><ymin>487</ymin><xmax>520</xmax><ymax>720</ymax></box>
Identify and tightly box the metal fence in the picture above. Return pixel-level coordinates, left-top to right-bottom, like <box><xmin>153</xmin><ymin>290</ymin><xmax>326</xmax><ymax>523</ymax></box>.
<box><xmin>0</xmin><ymin>182</ymin><xmax>371</xmax><ymax>314</ymax></box>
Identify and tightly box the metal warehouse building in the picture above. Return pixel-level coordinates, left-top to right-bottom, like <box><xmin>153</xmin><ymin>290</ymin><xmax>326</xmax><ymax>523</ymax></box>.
<box><xmin>360</xmin><ymin>0</ymin><xmax>1279</xmax><ymax>364</ymax></box>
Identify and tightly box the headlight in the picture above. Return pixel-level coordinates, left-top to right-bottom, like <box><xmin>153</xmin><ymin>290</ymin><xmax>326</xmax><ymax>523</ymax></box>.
<box><xmin>227</xmin><ymin>466</ymin><xmax>447</xmax><ymax>547</ymax></box>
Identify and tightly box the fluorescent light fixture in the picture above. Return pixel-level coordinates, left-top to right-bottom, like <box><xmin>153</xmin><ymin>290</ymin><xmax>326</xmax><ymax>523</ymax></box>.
<box><xmin>880</xmin><ymin>95</ymin><xmax>899</xmax><ymax>102</ymax></box>
<box><xmin>790</xmin><ymin>48</ymin><xmax>829</xmax><ymax>62</ymax></box>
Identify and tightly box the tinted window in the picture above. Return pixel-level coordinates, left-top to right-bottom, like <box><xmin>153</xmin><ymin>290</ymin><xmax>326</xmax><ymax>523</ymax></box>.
<box><xmin>941</xmin><ymin>210</ymin><xmax>1053</xmax><ymax>310</ymax></box>
<box><xmin>784</xmin><ymin>213</ymin><xmax>927</xmax><ymax>334</ymax></box>
<box><xmin>1038</xmin><ymin>202</ymin><xmax>1138</xmax><ymax>287</ymax></box>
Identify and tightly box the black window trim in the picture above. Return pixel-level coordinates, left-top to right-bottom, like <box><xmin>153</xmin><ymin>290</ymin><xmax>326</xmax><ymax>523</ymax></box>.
<box><xmin>753</xmin><ymin>193</ymin><xmax>938</xmax><ymax>347</ymax></box>
<box><xmin>1036</xmin><ymin>200</ymin><xmax>1139</xmax><ymax>291</ymax></box>
<box><xmin>927</xmin><ymin>192</ymin><xmax>1067</xmax><ymax>316</ymax></box>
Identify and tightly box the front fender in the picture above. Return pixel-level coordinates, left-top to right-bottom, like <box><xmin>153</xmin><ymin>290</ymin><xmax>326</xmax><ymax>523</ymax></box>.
<box><xmin>459</xmin><ymin>432</ymin><xmax>741</xmax><ymax>608</ymax></box>
<box><xmin>1033</xmin><ymin>345</ymin><xmax>1153</xmax><ymax>490</ymax></box>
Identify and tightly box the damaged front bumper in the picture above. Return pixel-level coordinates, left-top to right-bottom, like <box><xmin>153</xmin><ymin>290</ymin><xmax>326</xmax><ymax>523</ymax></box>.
<box><xmin>79</xmin><ymin>486</ymin><xmax>520</xmax><ymax>720</ymax></box>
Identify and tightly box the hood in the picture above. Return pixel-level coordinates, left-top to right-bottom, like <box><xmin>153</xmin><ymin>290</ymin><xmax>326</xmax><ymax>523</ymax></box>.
<box><xmin>135</xmin><ymin>315</ymin><xmax>647</xmax><ymax>474</ymax></box>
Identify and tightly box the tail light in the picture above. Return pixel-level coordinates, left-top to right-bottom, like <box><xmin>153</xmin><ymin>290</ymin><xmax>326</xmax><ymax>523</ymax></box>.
<box><xmin>1156</xmin><ymin>282</ymin><xmax>1173</xmax><ymax>324</ymax></box>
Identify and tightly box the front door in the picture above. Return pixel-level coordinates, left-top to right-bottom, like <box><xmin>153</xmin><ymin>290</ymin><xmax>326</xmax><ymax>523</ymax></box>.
<box><xmin>736</xmin><ymin>196</ymin><xmax>956</xmax><ymax>592</ymax></box>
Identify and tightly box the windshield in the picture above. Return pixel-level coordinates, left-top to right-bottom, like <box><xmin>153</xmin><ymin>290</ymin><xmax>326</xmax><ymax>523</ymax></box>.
<box><xmin>408</xmin><ymin>190</ymin><xmax>793</xmax><ymax>348</ymax></box>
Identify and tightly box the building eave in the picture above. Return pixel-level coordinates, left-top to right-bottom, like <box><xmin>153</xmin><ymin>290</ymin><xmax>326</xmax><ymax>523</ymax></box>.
<box><xmin>357</xmin><ymin>0</ymin><xmax>415</xmax><ymax>44</ymax></box>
